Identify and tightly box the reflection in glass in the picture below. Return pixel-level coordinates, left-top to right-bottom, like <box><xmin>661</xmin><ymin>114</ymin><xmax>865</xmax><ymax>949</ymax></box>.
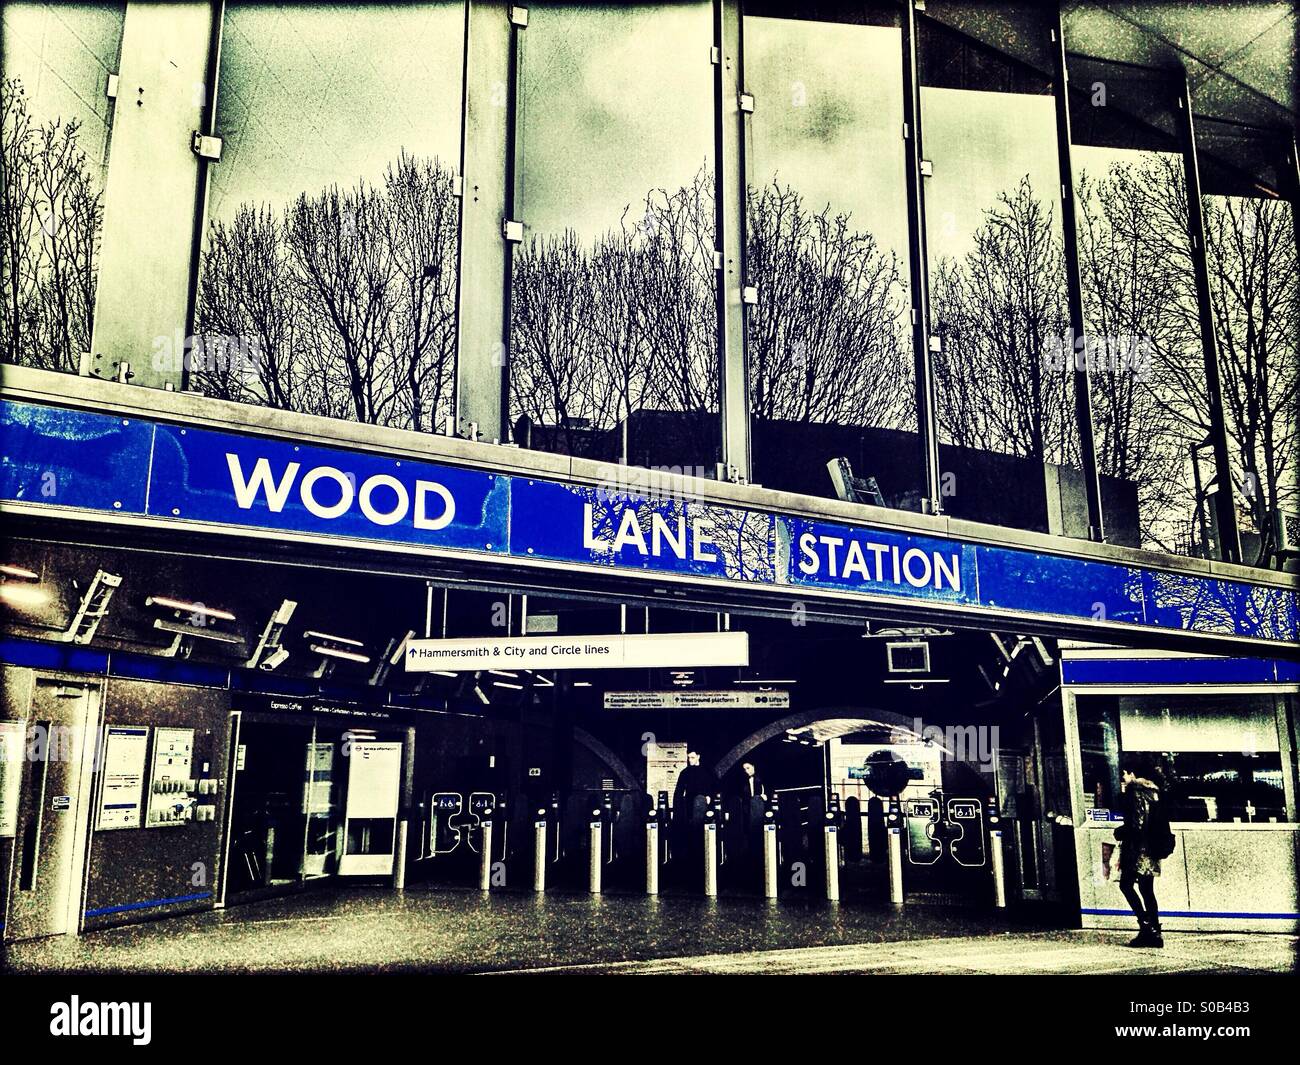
<box><xmin>1</xmin><ymin>2</ymin><xmax>125</xmax><ymax>373</ymax></box>
<box><xmin>1074</xmin><ymin>146</ymin><xmax>1220</xmax><ymax>556</ymax></box>
<box><xmin>195</xmin><ymin>3</ymin><xmax>465</xmax><ymax>432</ymax></box>
<box><xmin>509</xmin><ymin>2</ymin><xmax>718</xmax><ymax>471</ymax></box>
<box><xmin>1203</xmin><ymin>192</ymin><xmax>1298</xmax><ymax>566</ymax></box>
<box><xmin>922</xmin><ymin>85</ymin><xmax>1080</xmax><ymax>534</ymax></box>
<box><xmin>742</xmin><ymin>14</ymin><xmax>917</xmax><ymax>505</ymax></box>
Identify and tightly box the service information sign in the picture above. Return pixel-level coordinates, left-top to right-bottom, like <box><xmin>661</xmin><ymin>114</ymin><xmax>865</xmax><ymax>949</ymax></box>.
<box><xmin>404</xmin><ymin>631</ymin><xmax>749</xmax><ymax>673</ymax></box>
<box><xmin>97</xmin><ymin>725</ymin><xmax>149</xmax><ymax>830</ymax></box>
<box><xmin>646</xmin><ymin>740</ymin><xmax>689</xmax><ymax>802</ymax></box>
<box><xmin>605</xmin><ymin>690</ymin><xmax>790</xmax><ymax>709</ymax></box>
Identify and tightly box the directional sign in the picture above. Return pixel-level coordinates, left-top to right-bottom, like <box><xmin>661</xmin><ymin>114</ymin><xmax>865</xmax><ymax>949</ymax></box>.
<box><xmin>405</xmin><ymin>631</ymin><xmax>749</xmax><ymax>672</ymax></box>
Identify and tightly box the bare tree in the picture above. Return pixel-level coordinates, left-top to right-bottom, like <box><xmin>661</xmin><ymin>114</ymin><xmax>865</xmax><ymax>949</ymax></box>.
<box><xmin>1</xmin><ymin>77</ymin><xmax>102</xmax><ymax>373</ymax></box>
<box><xmin>1203</xmin><ymin>194</ymin><xmax>1299</xmax><ymax>553</ymax></box>
<box><xmin>195</xmin><ymin>152</ymin><xmax>459</xmax><ymax>432</ymax></box>
<box><xmin>930</xmin><ymin>176</ymin><xmax>1076</xmax><ymax>466</ymax></box>
<box><xmin>746</xmin><ymin>180</ymin><xmax>912</xmax><ymax>431</ymax></box>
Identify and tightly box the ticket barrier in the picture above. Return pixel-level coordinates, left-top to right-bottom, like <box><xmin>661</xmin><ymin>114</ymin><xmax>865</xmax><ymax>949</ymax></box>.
<box><xmin>901</xmin><ymin>789</ymin><xmax>1002</xmax><ymax>904</ymax></box>
<box><xmin>702</xmin><ymin>797</ymin><xmax>720</xmax><ymax>897</ymax></box>
<box><xmin>823</xmin><ymin>793</ymin><xmax>843</xmax><ymax>902</ymax></box>
<box><xmin>763</xmin><ymin>797</ymin><xmax>779</xmax><ymax>899</ymax></box>
<box><xmin>531</xmin><ymin>794</ymin><xmax>561</xmax><ymax>893</ymax></box>
<box><xmin>886</xmin><ymin>798</ymin><xmax>904</xmax><ymax>904</ymax></box>
<box><xmin>421</xmin><ymin>789</ymin><xmax>506</xmax><ymax>886</ymax></box>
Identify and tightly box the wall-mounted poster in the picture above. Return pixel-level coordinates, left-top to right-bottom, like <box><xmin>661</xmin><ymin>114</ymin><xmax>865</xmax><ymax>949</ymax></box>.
<box><xmin>0</xmin><ymin>720</ymin><xmax>24</xmax><ymax>838</ymax></box>
<box><xmin>147</xmin><ymin>727</ymin><xmax>196</xmax><ymax>827</ymax></box>
<box><xmin>97</xmin><ymin>725</ymin><xmax>150</xmax><ymax>830</ymax></box>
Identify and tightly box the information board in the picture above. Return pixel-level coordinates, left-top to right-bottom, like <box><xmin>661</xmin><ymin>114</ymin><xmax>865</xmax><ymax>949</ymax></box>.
<box><xmin>97</xmin><ymin>725</ymin><xmax>149</xmax><ymax>830</ymax></box>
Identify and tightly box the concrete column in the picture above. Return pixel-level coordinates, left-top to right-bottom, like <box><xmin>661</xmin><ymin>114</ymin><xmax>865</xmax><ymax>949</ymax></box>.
<box><xmin>90</xmin><ymin>1</ymin><xmax>216</xmax><ymax>391</ymax></box>
<box><xmin>454</xmin><ymin>1</ymin><xmax>514</xmax><ymax>444</ymax></box>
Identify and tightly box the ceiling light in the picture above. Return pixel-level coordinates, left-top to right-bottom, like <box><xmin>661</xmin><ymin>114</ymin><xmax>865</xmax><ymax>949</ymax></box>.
<box><xmin>492</xmin><ymin>680</ymin><xmax>523</xmax><ymax>690</ymax></box>
<box><xmin>489</xmin><ymin>670</ymin><xmax>519</xmax><ymax>678</ymax></box>
<box><xmin>0</xmin><ymin>564</ymin><xmax>40</xmax><ymax>581</ymax></box>
<box><xmin>573</xmin><ymin>681</ymin><xmax>592</xmax><ymax>688</ymax></box>
<box><xmin>0</xmin><ymin>584</ymin><xmax>50</xmax><ymax>608</ymax></box>
<box><xmin>304</xmin><ymin>630</ymin><xmax>364</xmax><ymax>647</ymax></box>
<box><xmin>309</xmin><ymin>644</ymin><xmax>370</xmax><ymax>664</ymax></box>
<box><xmin>146</xmin><ymin>596</ymin><xmax>236</xmax><ymax>621</ymax></box>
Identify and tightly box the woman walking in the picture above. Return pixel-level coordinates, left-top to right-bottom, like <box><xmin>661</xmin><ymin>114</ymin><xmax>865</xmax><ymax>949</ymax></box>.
<box><xmin>1115</xmin><ymin>759</ymin><xmax>1168</xmax><ymax>948</ymax></box>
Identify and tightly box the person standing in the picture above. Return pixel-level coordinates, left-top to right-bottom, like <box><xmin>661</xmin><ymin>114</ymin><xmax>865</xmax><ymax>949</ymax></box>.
<box><xmin>1115</xmin><ymin>759</ymin><xmax>1166</xmax><ymax>948</ymax></box>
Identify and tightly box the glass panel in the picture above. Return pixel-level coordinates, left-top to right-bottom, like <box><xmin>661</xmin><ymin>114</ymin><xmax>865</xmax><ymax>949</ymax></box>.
<box><xmin>509</xmin><ymin>2</ymin><xmax>718</xmax><ymax>472</ymax></box>
<box><xmin>920</xmin><ymin>20</ymin><xmax>1082</xmax><ymax>535</ymax></box>
<box><xmin>1196</xmin><ymin>119</ymin><xmax>1298</xmax><ymax>569</ymax></box>
<box><xmin>195</xmin><ymin>2</ymin><xmax>465</xmax><ymax>432</ymax></box>
<box><xmin>1</xmin><ymin>2</ymin><xmax>125</xmax><ymax>373</ymax></box>
<box><xmin>1069</xmin><ymin>60</ymin><xmax>1218</xmax><ymax>557</ymax></box>
<box><xmin>742</xmin><ymin>5</ymin><xmax>919</xmax><ymax>506</ymax></box>
<box><xmin>1078</xmin><ymin>693</ymin><xmax>1289</xmax><ymax>824</ymax></box>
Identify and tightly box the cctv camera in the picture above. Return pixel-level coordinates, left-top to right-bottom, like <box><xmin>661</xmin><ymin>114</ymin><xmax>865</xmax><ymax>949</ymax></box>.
<box><xmin>261</xmin><ymin>647</ymin><xmax>290</xmax><ymax>671</ymax></box>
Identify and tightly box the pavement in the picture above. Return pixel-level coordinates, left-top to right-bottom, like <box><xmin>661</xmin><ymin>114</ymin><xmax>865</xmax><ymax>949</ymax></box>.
<box><xmin>4</xmin><ymin>887</ymin><xmax>1296</xmax><ymax>975</ymax></box>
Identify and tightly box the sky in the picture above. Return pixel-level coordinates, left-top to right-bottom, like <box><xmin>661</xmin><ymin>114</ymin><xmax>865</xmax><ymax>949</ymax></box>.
<box><xmin>744</xmin><ymin>16</ymin><xmax>911</xmax><ymax>271</ymax></box>
<box><xmin>209</xmin><ymin>2</ymin><xmax>465</xmax><ymax>221</ymax></box>
<box><xmin>1</xmin><ymin>1</ymin><xmax>124</xmax><ymax>172</ymax></box>
<box><xmin>920</xmin><ymin>86</ymin><xmax>1065</xmax><ymax>264</ymax></box>
<box><xmin>516</xmin><ymin>2</ymin><xmax>715</xmax><ymax>242</ymax></box>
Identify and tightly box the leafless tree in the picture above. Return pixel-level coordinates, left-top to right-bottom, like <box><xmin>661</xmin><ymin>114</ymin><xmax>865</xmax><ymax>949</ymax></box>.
<box><xmin>1077</xmin><ymin>153</ymin><xmax>1297</xmax><ymax>558</ymax></box>
<box><xmin>1203</xmin><ymin>193</ymin><xmax>1299</xmax><ymax>552</ymax></box>
<box><xmin>1</xmin><ymin>77</ymin><xmax>102</xmax><ymax>373</ymax></box>
<box><xmin>746</xmin><ymin>180</ymin><xmax>912</xmax><ymax>431</ymax></box>
<box><xmin>195</xmin><ymin>152</ymin><xmax>458</xmax><ymax>433</ymax></box>
<box><xmin>930</xmin><ymin>176</ymin><xmax>1076</xmax><ymax>466</ymax></box>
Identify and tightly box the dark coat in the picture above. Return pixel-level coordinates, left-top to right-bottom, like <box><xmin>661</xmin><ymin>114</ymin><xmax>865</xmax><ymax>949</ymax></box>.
<box><xmin>1116</xmin><ymin>777</ymin><xmax>1162</xmax><ymax>877</ymax></box>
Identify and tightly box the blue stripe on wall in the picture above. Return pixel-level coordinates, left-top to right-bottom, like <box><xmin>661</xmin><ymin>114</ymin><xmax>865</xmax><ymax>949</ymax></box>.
<box><xmin>84</xmin><ymin>892</ymin><xmax>212</xmax><ymax>918</ymax></box>
<box><xmin>1062</xmin><ymin>656</ymin><xmax>1290</xmax><ymax>686</ymax></box>
<box><xmin>1082</xmin><ymin>907</ymin><xmax>1299</xmax><ymax>920</ymax></box>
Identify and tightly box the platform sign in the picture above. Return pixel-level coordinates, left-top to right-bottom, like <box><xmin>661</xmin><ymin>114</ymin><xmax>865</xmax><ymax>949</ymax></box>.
<box><xmin>604</xmin><ymin>689</ymin><xmax>789</xmax><ymax>709</ymax></box>
<box><xmin>97</xmin><ymin>725</ymin><xmax>149</xmax><ymax>830</ymax></box>
<box><xmin>405</xmin><ymin>631</ymin><xmax>749</xmax><ymax>673</ymax></box>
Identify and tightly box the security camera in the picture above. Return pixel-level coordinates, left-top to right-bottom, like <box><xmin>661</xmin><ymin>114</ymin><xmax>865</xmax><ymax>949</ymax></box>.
<box><xmin>261</xmin><ymin>647</ymin><xmax>290</xmax><ymax>671</ymax></box>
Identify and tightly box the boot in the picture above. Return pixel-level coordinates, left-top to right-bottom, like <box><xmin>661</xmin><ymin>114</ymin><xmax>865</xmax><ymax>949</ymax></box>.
<box><xmin>1127</xmin><ymin>921</ymin><xmax>1154</xmax><ymax>947</ymax></box>
<box><xmin>1147</xmin><ymin>922</ymin><xmax>1164</xmax><ymax>948</ymax></box>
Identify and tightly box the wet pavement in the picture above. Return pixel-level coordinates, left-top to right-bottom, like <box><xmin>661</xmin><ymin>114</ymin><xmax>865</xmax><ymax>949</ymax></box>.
<box><xmin>4</xmin><ymin>887</ymin><xmax>1296</xmax><ymax>975</ymax></box>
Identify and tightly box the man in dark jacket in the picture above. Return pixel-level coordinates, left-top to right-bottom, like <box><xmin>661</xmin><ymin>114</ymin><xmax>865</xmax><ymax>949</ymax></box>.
<box><xmin>1115</xmin><ymin>760</ymin><xmax>1166</xmax><ymax>948</ymax></box>
<box><xmin>673</xmin><ymin>751</ymin><xmax>717</xmax><ymax>815</ymax></box>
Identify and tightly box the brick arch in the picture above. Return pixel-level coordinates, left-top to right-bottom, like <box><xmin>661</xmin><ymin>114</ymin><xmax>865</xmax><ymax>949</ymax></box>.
<box><xmin>712</xmin><ymin>706</ymin><xmax>925</xmax><ymax>779</ymax></box>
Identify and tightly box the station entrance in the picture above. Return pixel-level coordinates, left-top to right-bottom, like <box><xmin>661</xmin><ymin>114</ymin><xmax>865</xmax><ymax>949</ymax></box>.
<box><xmin>1</xmin><ymin>533</ymin><xmax>1295</xmax><ymax>942</ymax></box>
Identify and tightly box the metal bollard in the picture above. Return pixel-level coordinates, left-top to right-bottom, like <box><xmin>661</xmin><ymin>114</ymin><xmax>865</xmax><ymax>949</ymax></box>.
<box><xmin>823</xmin><ymin>818</ymin><xmax>840</xmax><ymax>902</ymax></box>
<box><xmin>703</xmin><ymin>818</ymin><xmax>718</xmax><ymax>897</ymax></box>
<box><xmin>887</xmin><ymin>826</ymin><xmax>904</xmax><ymax>905</ymax></box>
<box><xmin>588</xmin><ymin>811</ymin><xmax>603</xmax><ymax>894</ymax></box>
<box><xmin>393</xmin><ymin>818</ymin><xmax>408</xmax><ymax>892</ymax></box>
<box><xmin>763</xmin><ymin>821</ymin><xmax>778</xmax><ymax>899</ymax></box>
<box><xmin>479</xmin><ymin>820</ymin><xmax>493</xmax><ymax>892</ymax></box>
<box><xmin>990</xmin><ymin>828</ymin><xmax>1007</xmax><ymax>908</ymax></box>
<box><xmin>645</xmin><ymin>817</ymin><xmax>660</xmax><ymax>895</ymax></box>
<box><xmin>533</xmin><ymin>813</ymin><xmax>547</xmax><ymax>893</ymax></box>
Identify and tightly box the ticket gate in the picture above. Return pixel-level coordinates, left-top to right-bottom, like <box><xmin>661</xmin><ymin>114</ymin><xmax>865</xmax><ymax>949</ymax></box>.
<box><xmin>899</xmin><ymin>788</ymin><xmax>1002</xmax><ymax>904</ymax></box>
<box><xmin>417</xmin><ymin>789</ymin><xmax>508</xmax><ymax>885</ymax></box>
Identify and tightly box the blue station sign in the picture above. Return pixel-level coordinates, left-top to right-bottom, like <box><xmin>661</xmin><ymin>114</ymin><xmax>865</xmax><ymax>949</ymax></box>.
<box><xmin>2</xmin><ymin>399</ymin><xmax>1296</xmax><ymax>648</ymax></box>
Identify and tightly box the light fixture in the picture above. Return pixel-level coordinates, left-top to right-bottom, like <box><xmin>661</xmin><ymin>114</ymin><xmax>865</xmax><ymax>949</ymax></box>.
<box><xmin>309</xmin><ymin>644</ymin><xmax>370</xmax><ymax>664</ymax></box>
<box><xmin>489</xmin><ymin>670</ymin><xmax>519</xmax><ymax>678</ymax></box>
<box><xmin>61</xmin><ymin>569</ymin><xmax>122</xmax><ymax>644</ymax></box>
<box><xmin>474</xmin><ymin>685</ymin><xmax>491</xmax><ymax>704</ymax></box>
<box><xmin>371</xmin><ymin>629</ymin><xmax>416</xmax><ymax>686</ymax></box>
<box><xmin>146</xmin><ymin>596</ymin><xmax>236</xmax><ymax>621</ymax></box>
<box><xmin>0</xmin><ymin>564</ymin><xmax>40</xmax><ymax>581</ymax></box>
<box><xmin>260</xmin><ymin>646</ymin><xmax>290</xmax><ymax>671</ymax></box>
<box><xmin>433</xmin><ymin>669</ymin><xmax>459</xmax><ymax>678</ymax></box>
<box><xmin>304</xmin><ymin>630</ymin><xmax>364</xmax><ymax>647</ymax></box>
<box><xmin>573</xmin><ymin>681</ymin><xmax>592</xmax><ymax>688</ymax></box>
<box><xmin>0</xmin><ymin>583</ymin><xmax>50</xmax><ymax>608</ymax></box>
<box><xmin>245</xmin><ymin>599</ymin><xmax>297</xmax><ymax>669</ymax></box>
<box><xmin>492</xmin><ymin>680</ymin><xmax>523</xmax><ymax>690</ymax></box>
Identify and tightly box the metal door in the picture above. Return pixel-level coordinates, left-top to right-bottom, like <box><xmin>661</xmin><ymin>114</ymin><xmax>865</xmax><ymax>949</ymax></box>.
<box><xmin>5</xmin><ymin>678</ymin><xmax>99</xmax><ymax>941</ymax></box>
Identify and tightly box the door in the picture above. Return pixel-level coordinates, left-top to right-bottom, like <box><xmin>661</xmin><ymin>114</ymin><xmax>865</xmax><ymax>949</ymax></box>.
<box><xmin>5</xmin><ymin>678</ymin><xmax>100</xmax><ymax>942</ymax></box>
